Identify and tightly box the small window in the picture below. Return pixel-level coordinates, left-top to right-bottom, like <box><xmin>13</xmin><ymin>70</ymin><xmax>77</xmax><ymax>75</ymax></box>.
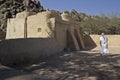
<box><xmin>37</xmin><ymin>28</ymin><xmax>41</xmax><ymax>32</ymax></box>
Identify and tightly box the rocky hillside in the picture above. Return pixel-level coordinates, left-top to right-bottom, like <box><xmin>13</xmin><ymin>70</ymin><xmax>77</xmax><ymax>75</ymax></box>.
<box><xmin>0</xmin><ymin>0</ymin><xmax>44</xmax><ymax>40</ymax></box>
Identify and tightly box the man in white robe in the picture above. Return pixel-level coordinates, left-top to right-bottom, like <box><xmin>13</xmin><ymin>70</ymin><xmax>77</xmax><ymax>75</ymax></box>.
<box><xmin>100</xmin><ymin>33</ymin><xmax>109</xmax><ymax>54</ymax></box>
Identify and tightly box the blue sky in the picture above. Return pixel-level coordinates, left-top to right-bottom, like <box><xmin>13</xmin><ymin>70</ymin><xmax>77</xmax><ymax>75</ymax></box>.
<box><xmin>40</xmin><ymin>0</ymin><xmax>120</xmax><ymax>15</ymax></box>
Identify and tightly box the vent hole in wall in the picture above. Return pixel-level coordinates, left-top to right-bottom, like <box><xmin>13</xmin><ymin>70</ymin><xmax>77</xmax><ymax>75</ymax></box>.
<box><xmin>38</xmin><ymin>28</ymin><xmax>41</xmax><ymax>32</ymax></box>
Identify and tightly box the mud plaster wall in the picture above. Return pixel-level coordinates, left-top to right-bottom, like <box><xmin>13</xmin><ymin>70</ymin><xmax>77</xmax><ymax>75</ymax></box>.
<box><xmin>27</xmin><ymin>12</ymin><xmax>52</xmax><ymax>38</ymax></box>
<box><xmin>0</xmin><ymin>38</ymin><xmax>63</xmax><ymax>65</ymax></box>
<box><xmin>6</xmin><ymin>18</ymin><xmax>25</xmax><ymax>39</ymax></box>
<box><xmin>1</xmin><ymin>11</ymin><xmax>86</xmax><ymax>65</ymax></box>
<box><xmin>0</xmin><ymin>11</ymin><xmax>67</xmax><ymax>65</ymax></box>
<box><xmin>90</xmin><ymin>35</ymin><xmax>120</xmax><ymax>47</ymax></box>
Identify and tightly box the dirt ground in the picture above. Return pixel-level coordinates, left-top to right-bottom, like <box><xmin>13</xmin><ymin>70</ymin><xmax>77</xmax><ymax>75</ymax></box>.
<box><xmin>89</xmin><ymin>46</ymin><xmax>120</xmax><ymax>54</ymax></box>
<box><xmin>0</xmin><ymin>47</ymin><xmax>120</xmax><ymax>80</ymax></box>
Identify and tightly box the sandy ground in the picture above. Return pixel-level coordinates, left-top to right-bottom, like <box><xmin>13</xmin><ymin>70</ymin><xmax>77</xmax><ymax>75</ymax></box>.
<box><xmin>0</xmin><ymin>47</ymin><xmax>120</xmax><ymax>80</ymax></box>
<box><xmin>89</xmin><ymin>46</ymin><xmax>120</xmax><ymax>54</ymax></box>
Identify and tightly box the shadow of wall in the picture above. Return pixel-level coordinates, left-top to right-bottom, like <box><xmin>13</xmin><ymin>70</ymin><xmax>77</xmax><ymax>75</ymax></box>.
<box><xmin>66</xmin><ymin>30</ymin><xmax>75</xmax><ymax>51</ymax></box>
<box><xmin>84</xmin><ymin>35</ymin><xmax>97</xmax><ymax>50</ymax></box>
<box><xmin>0</xmin><ymin>38</ymin><xmax>64</xmax><ymax>66</ymax></box>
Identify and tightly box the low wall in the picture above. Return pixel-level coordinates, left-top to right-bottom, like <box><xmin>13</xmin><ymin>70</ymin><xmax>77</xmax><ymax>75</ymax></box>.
<box><xmin>0</xmin><ymin>38</ymin><xmax>64</xmax><ymax>66</ymax></box>
<box><xmin>90</xmin><ymin>35</ymin><xmax>120</xmax><ymax>47</ymax></box>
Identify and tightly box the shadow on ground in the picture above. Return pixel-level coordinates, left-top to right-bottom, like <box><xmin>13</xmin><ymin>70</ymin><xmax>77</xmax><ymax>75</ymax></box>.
<box><xmin>4</xmin><ymin>51</ymin><xmax>118</xmax><ymax>80</ymax></box>
<box><xmin>0</xmin><ymin>64</ymin><xmax>47</xmax><ymax>80</ymax></box>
